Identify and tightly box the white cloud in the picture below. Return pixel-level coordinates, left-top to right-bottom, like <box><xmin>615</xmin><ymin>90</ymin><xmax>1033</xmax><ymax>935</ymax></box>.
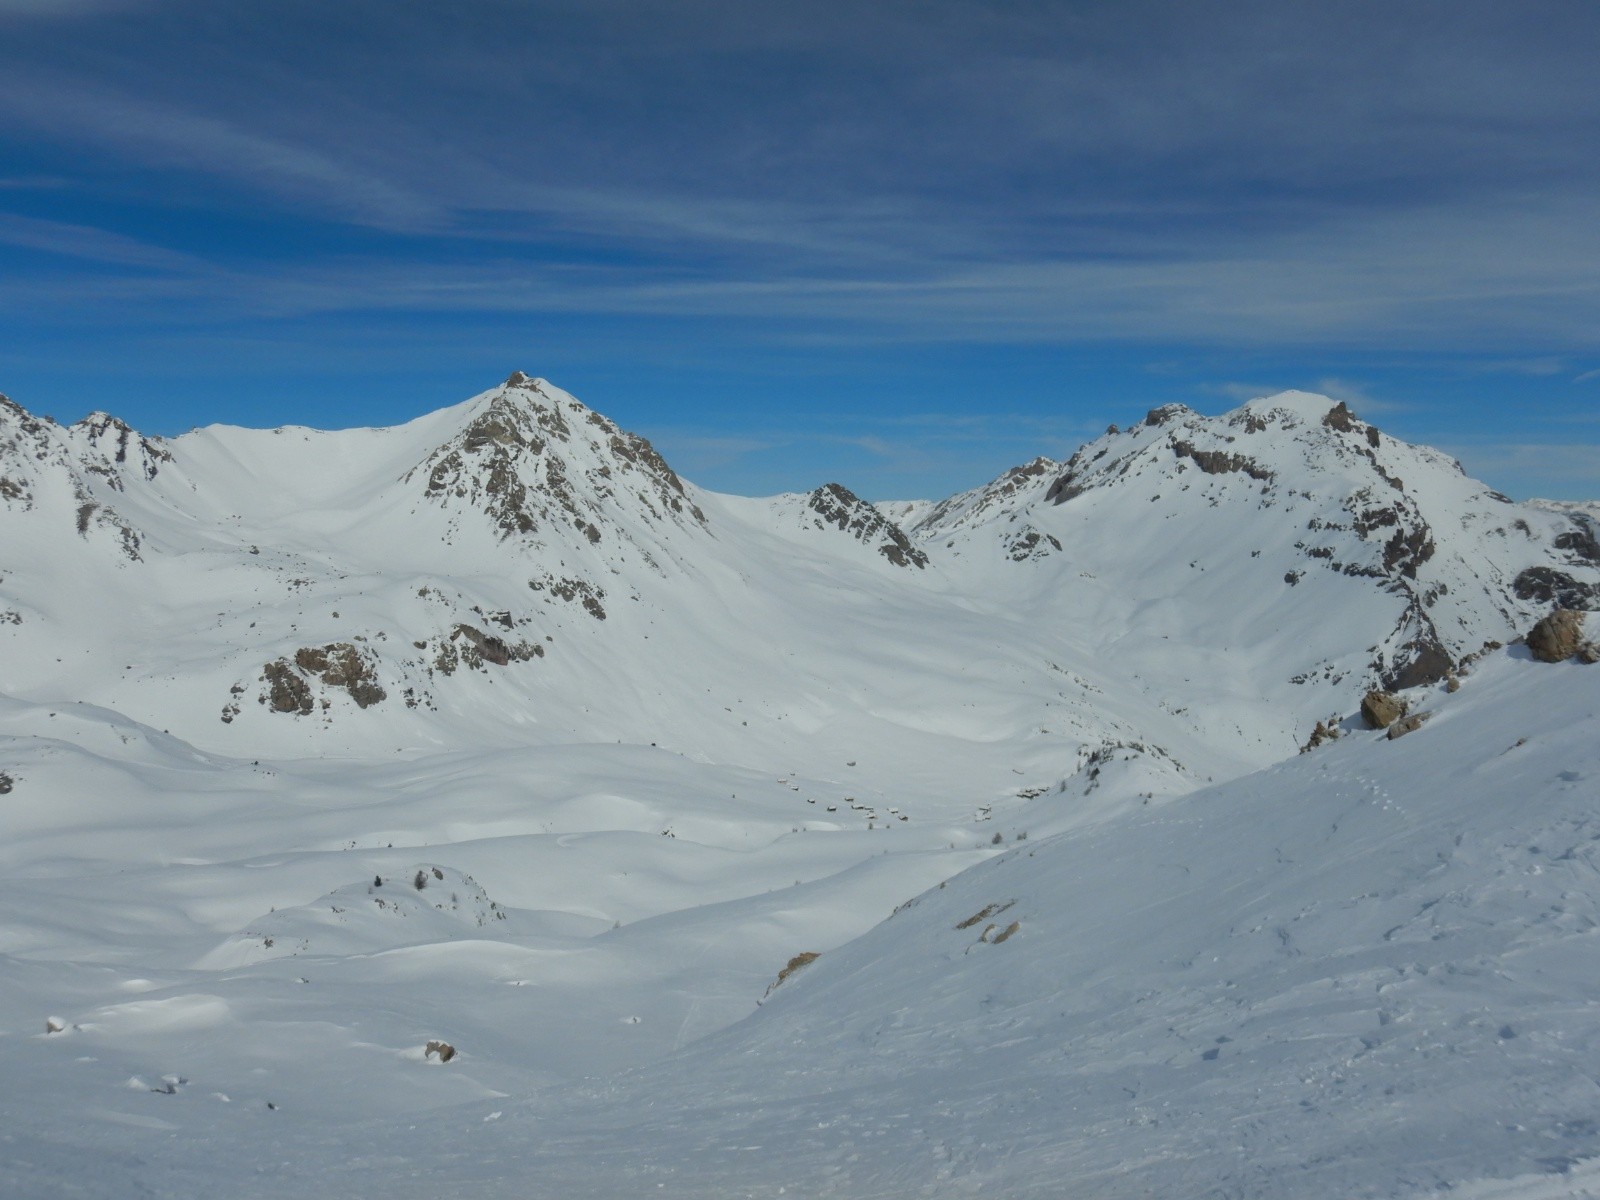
<box><xmin>0</xmin><ymin>75</ymin><xmax>438</xmax><ymax>229</ymax></box>
<box><xmin>0</xmin><ymin>211</ymin><xmax>205</xmax><ymax>271</ymax></box>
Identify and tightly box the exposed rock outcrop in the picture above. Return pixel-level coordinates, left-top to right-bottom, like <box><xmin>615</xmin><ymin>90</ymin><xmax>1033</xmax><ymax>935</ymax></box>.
<box><xmin>424</xmin><ymin>1040</ymin><xmax>456</xmax><ymax>1063</ymax></box>
<box><xmin>294</xmin><ymin>644</ymin><xmax>387</xmax><ymax>708</ymax></box>
<box><xmin>72</xmin><ymin>412</ymin><xmax>172</xmax><ymax>487</ymax></box>
<box><xmin>1526</xmin><ymin>609</ymin><xmax>1589</xmax><ymax>664</ymax></box>
<box><xmin>263</xmin><ymin>660</ymin><xmax>314</xmax><ymax>715</ymax></box>
<box><xmin>261</xmin><ymin>642</ymin><xmax>387</xmax><ymax>714</ymax></box>
<box><xmin>1514</xmin><ymin>567</ymin><xmax>1600</xmax><ymax>611</ymax></box>
<box><xmin>1144</xmin><ymin>404</ymin><xmax>1193</xmax><ymax>427</ymax></box>
<box><xmin>1361</xmin><ymin>689</ymin><xmax>1407</xmax><ymax>730</ymax></box>
<box><xmin>432</xmin><ymin>623</ymin><xmax>544</xmax><ymax>675</ymax></box>
<box><xmin>1386</xmin><ymin>711</ymin><xmax>1430</xmax><ymax>740</ymax></box>
<box><xmin>1171</xmin><ymin>439</ymin><xmax>1275</xmax><ymax>482</ymax></box>
<box><xmin>1384</xmin><ymin>633</ymin><xmax>1453</xmax><ymax>691</ymax></box>
<box><xmin>1004</xmin><ymin>526</ymin><xmax>1062</xmax><ymax>562</ymax></box>
<box><xmin>804</xmin><ymin>483</ymin><xmax>928</xmax><ymax>568</ymax></box>
<box><xmin>528</xmin><ymin>573</ymin><xmax>607</xmax><ymax>619</ymax></box>
<box><xmin>1299</xmin><ymin>717</ymin><xmax>1344</xmax><ymax>753</ymax></box>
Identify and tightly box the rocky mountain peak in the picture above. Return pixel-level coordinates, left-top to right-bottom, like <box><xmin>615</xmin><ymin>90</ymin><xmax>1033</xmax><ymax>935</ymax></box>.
<box><xmin>909</xmin><ymin>390</ymin><xmax>1600</xmax><ymax>693</ymax></box>
<box><xmin>406</xmin><ymin>373</ymin><xmax>706</xmax><ymax>548</ymax></box>
<box><xmin>70</xmin><ymin>411</ymin><xmax>173</xmax><ymax>487</ymax></box>
<box><xmin>1035</xmin><ymin>391</ymin><xmax>1410</xmax><ymax>513</ymax></box>
<box><xmin>1143</xmin><ymin>402</ymin><xmax>1194</xmax><ymax>427</ymax></box>
<box><xmin>0</xmin><ymin>391</ymin><xmax>58</xmax><ymax>452</ymax></box>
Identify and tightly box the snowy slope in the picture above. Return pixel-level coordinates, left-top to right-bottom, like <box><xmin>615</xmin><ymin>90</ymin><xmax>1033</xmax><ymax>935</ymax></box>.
<box><xmin>5</xmin><ymin>648</ymin><xmax>1597</xmax><ymax>1199</ymax></box>
<box><xmin>284</xmin><ymin>648</ymin><xmax>1600</xmax><ymax>1200</ymax></box>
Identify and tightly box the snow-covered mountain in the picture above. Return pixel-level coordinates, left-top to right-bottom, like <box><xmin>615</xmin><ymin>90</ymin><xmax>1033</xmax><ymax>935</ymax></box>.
<box><xmin>2</xmin><ymin>375</ymin><xmax>1598</xmax><ymax>1199</ymax></box>
<box><xmin>910</xmin><ymin>393</ymin><xmax>1598</xmax><ymax>690</ymax></box>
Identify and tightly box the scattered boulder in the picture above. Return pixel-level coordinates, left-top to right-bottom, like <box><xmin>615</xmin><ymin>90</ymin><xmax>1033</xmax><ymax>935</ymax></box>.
<box><xmin>0</xmin><ymin>771</ymin><xmax>13</xmax><ymax>794</ymax></box>
<box><xmin>1384</xmin><ymin>637</ymin><xmax>1453</xmax><ymax>690</ymax></box>
<box><xmin>764</xmin><ymin>951</ymin><xmax>820</xmax><ymax>998</ymax></box>
<box><xmin>424</xmin><ymin>1040</ymin><xmax>456</xmax><ymax>1063</ymax></box>
<box><xmin>1299</xmin><ymin>716</ymin><xmax>1344</xmax><ymax>753</ymax></box>
<box><xmin>1386</xmin><ymin>711</ymin><xmax>1430</xmax><ymax>740</ymax></box>
<box><xmin>1360</xmin><ymin>689</ymin><xmax>1408</xmax><ymax>730</ymax></box>
<box><xmin>434</xmin><ymin>623</ymin><xmax>544</xmax><ymax>674</ymax></box>
<box><xmin>1526</xmin><ymin>609</ymin><xmax>1588</xmax><ymax>663</ymax></box>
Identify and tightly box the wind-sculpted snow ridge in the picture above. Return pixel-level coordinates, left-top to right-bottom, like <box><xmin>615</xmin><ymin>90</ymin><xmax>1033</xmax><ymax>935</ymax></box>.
<box><xmin>912</xmin><ymin>391</ymin><xmax>1600</xmax><ymax>691</ymax></box>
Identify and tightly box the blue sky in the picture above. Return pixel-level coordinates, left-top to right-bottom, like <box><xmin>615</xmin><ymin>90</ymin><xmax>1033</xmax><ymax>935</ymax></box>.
<box><xmin>1</xmin><ymin>0</ymin><xmax>1597</xmax><ymax>501</ymax></box>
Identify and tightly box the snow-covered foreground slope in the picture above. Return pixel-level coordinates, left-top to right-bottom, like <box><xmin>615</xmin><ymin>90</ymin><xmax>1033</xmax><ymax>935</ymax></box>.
<box><xmin>321</xmin><ymin>653</ymin><xmax>1600</xmax><ymax>1198</ymax></box>
<box><xmin>547</xmin><ymin>650</ymin><xmax>1600</xmax><ymax>1200</ymax></box>
<box><xmin>5</xmin><ymin>650</ymin><xmax>1596</xmax><ymax>1199</ymax></box>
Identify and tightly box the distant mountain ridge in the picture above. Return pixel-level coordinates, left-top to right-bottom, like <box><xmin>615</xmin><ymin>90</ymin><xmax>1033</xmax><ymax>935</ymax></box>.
<box><xmin>906</xmin><ymin>391</ymin><xmax>1599</xmax><ymax>689</ymax></box>
<box><xmin>1</xmin><ymin>376</ymin><xmax>1594</xmax><ymax>777</ymax></box>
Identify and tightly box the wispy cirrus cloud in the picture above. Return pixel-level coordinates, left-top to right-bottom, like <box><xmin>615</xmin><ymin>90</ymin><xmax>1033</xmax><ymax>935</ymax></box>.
<box><xmin>0</xmin><ymin>211</ymin><xmax>206</xmax><ymax>271</ymax></box>
<box><xmin>8</xmin><ymin>189</ymin><xmax>1598</xmax><ymax>355</ymax></box>
<box><xmin>0</xmin><ymin>74</ymin><xmax>440</xmax><ymax>229</ymax></box>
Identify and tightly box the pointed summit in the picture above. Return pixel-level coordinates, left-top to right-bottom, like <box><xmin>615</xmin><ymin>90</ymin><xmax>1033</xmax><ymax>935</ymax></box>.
<box><xmin>406</xmin><ymin>374</ymin><xmax>705</xmax><ymax>550</ymax></box>
<box><xmin>71</xmin><ymin>411</ymin><xmax>172</xmax><ymax>485</ymax></box>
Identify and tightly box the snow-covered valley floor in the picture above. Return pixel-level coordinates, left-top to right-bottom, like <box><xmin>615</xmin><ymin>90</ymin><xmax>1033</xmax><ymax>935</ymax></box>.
<box><xmin>4</xmin><ymin>654</ymin><xmax>1600</xmax><ymax>1199</ymax></box>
